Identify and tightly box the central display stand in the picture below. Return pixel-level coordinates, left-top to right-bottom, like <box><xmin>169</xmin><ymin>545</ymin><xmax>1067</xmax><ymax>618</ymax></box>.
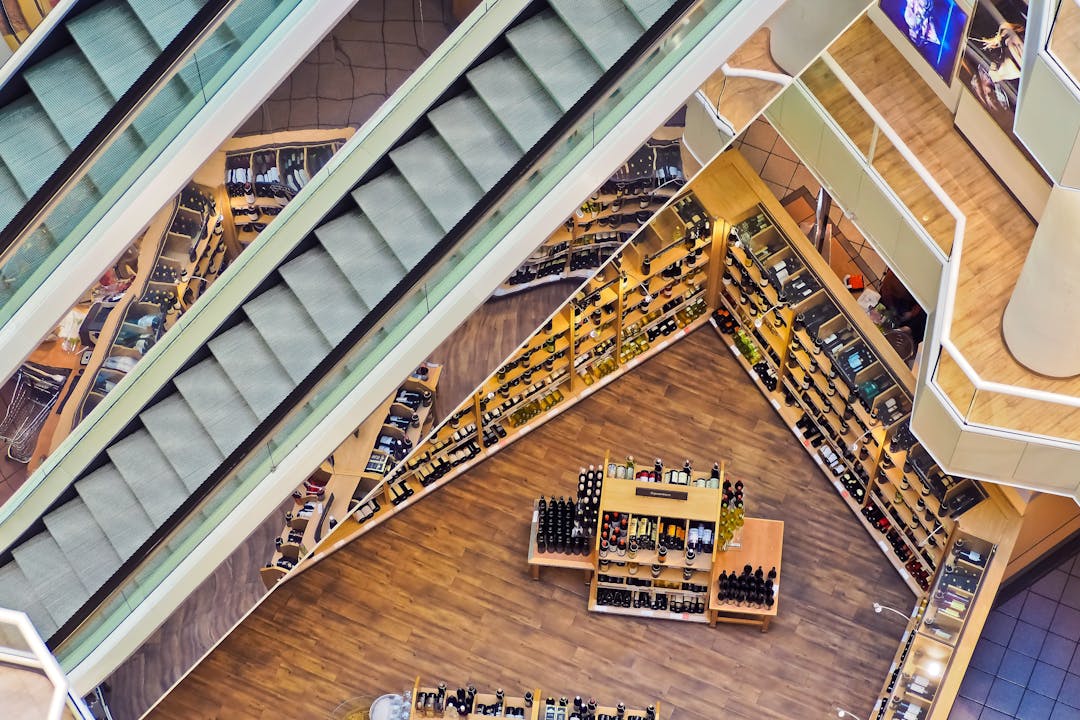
<box><xmin>528</xmin><ymin>452</ymin><xmax>784</xmax><ymax>631</ymax></box>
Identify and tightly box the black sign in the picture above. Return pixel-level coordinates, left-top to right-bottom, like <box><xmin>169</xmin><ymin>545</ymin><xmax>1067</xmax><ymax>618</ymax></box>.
<box><xmin>635</xmin><ymin>487</ymin><xmax>688</xmax><ymax>501</ymax></box>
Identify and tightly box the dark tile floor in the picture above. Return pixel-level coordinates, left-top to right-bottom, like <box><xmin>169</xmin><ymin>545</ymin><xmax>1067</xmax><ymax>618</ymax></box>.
<box><xmin>950</xmin><ymin>553</ymin><xmax>1080</xmax><ymax>720</ymax></box>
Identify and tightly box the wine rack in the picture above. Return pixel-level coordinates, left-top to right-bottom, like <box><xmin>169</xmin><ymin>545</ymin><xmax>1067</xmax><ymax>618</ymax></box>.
<box><xmin>260</xmin><ymin>364</ymin><xmax>439</xmax><ymax>588</ymax></box>
<box><xmin>319</xmin><ymin>184</ymin><xmax>721</xmax><ymax>553</ymax></box>
<box><xmin>70</xmin><ymin>183</ymin><xmax>220</xmax><ymax>427</ymax></box>
<box><xmin>872</xmin><ymin>532</ymin><xmax>996</xmax><ymax>720</ymax></box>
<box><xmin>498</xmin><ymin>137</ymin><xmax>686</xmax><ymax>296</ymax></box>
<box><xmin>587</xmin><ymin>462</ymin><xmax>723</xmax><ymax>625</ymax></box>
<box><xmin>224</xmin><ymin>137</ymin><xmax>346</xmax><ymax>248</ymax></box>
<box><xmin>709</xmin><ymin>199</ymin><xmax>989</xmax><ymax>594</ymax></box>
<box><xmin>406</xmin><ymin>677</ymin><xmax>660</xmax><ymax>720</ymax></box>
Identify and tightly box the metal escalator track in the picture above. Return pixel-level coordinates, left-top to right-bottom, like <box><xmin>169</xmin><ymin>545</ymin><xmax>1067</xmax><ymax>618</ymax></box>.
<box><xmin>0</xmin><ymin>0</ymin><xmax>701</xmax><ymax>649</ymax></box>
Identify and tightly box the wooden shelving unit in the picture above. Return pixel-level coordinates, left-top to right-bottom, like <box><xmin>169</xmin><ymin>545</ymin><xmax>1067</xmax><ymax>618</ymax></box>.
<box><xmin>407</xmin><ymin>677</ymin><xmax>660</xmax><ymax>720</ymax></box>
<box><xmin>708</xmin><ymin>518</ymin><xmax>783</xmax><ymax>632</ymax></box>
<box><xmin>587</xmin><ymin>470</ymin><xmax>721</xmax><ymax>624</ymax></box>
<box><xmin>223</xmin><ymin>134</ymin><xmax>348</xmax><ymax>250</ymax></box>
<box><xmin>497</xmin><ymin>136</ymin><xmax>686</xmax><ymax>296</ymax></box>
<box><xmin>526</xmin><ymin>497</ymin><xmax>594</xmax><ymax>582</ymax></box>
<box><xmin>261</xmin><ymin>365</ymin><xmax>439</xmax><ymax>588</ymax></box>
<box><xmin>696</xmin><ymin>152</ymin><xmax>1000</xmax><ymax>594</ymax></box>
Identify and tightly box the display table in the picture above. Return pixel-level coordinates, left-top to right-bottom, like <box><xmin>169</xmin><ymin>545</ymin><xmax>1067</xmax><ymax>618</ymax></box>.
<box><xmin>527</xmin><ymin>499</ymin><xmax>595</xmax><ymax>582</ymax></box>
<box><xmin>709</xmin><ymin>518</ymin><xmax>784</xmax><ymax>632</ymax></box>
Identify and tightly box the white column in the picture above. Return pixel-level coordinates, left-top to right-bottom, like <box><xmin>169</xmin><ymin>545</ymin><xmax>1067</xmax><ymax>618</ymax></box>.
<box><xmin>1002</xmin><ymin>184</ymin><xmax>1080</xmax><ymax>376</ymax></box>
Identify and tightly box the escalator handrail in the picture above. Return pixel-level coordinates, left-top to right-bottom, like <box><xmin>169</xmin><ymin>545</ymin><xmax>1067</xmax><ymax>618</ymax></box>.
<box><xmin>46</xmin><ymin>0</ymin><xmax>699</xmax><ymax>649</ymax></box>
<box><xmin>0</xmin><ymin>0</ymin><xmax>241</xmax><ymax>261</ymax></box>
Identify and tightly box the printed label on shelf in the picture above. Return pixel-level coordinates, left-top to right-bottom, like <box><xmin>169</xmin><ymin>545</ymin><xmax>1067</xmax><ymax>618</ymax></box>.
<box><xmin>878</xmin><ymin>540</ymin><xmax>889</xmax><ymax>553</ymax></box>
<box><xmin>532</xmin><ymin>511</ymin><xmax>538</xmax><ymax>523</ymax></box>
<box><xmin>640</xmin><ymin>610</ymin><xmax>655</xmax><ymax>617</ymax></box>
<box><xmin>770</xmin><ymin>399</ymin><xmax>780</xmax><ymax>409</ymax></box>
<box><xmin>681</xmin><ymin>613</ymin><xmax>690</xmax><ymax>620</ymax></box>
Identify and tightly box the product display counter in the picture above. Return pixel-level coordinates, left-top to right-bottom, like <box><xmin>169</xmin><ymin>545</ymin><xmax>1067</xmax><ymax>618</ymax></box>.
<box><xmin>406</xmin><ymin>678</ymin><xmax>659</xmax><ymax>720</ymax></box>
<box><xmin>709</xmin><ymin>518</ymin><xmax>783</xmax><ymax>631</ymax></box>
<box><xmin>527</xmin><ymin>497</ymin><xmax>595</xmax><ymax>583</ymax></box>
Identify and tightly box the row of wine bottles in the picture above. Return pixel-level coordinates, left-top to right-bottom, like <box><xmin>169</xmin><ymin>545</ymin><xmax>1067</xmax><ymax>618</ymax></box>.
<box><xmin>596</xmin><ymin>587</ymin><xmax>706</xmax><ymax>614</ymax></box>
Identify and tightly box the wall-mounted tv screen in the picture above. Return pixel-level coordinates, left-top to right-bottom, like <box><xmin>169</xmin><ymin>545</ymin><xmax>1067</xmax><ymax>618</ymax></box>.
<box><xmin>879</xmin><ymin>0</ymin><xmax>969</xmax><ymax>83</ymax></box>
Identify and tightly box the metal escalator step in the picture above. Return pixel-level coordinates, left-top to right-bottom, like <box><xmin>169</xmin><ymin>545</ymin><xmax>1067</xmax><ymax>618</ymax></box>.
<box><xmin>43</xmin><ymin>498</ymin><xmax>123</xmax><ymax>591</ymax></box>
<box><xmin>140</xmin><ymin>393</ymin><xmax>224</xmax><ymax>491</ymax></box>
<box><xmin>12</xmin><ymin>534</ymin><xmax>91</xmax><ymax>627</ymax></box>
<box><xmin>350</xmin><ymin>171</ymin><xmax>442</xmax><ymax>269</ymax></box>
<box><xmin>208</xmin><ymin>322</ymin><xmax>296</xmax><ymax>419</ymax></box>
<box><xmin>67</xmin><ymin>1</ymin><xmax>159</xmax><ymax>98</ymax></box>
<box><xmin>0</xmin><ymin>96</ymin><xmax>70</xmax><ymax>197</ymax></box>
<box><xmin>242</xmin><ymin>284</ymin><xmax>331</xmax><ymax>383</ymax></box>
<box><xmin>278</xmin><ymin>247</ymin><xmax>370</xmax><ymax>346</ymax></box>
<box><xmin>466</xmin><ymin>51</ymin><xmax>561</xmax><ymax>151</ymax></box>
<box><xmin>23</xmin><ymin>45</ymin><xmax>114</xmax><ymax>148</ymax></box>
<box><xmin>173</xmin><ymin>358</ymin><xmax>260</xmax><ymax>455</ymax></box>
<box><xmin>389</xmin><ymin>130</ymin><xmax>483</xmax><ymax>233</ymax></box>
<box><xmin>313</xmin><ymin>211</ymin><xmax>408</xmax><ymax>310</ymax></box>
<box><xmin>125</xmin><ymin>0</ymin><xmax>207</xmax><ymax>50</ymax></box>
<box><xmin>0</xmin><ymin>563</ymin><xmax>58</xmax><ymax>638</ymax></box>
<box><xmin>506</xmin><ymin>10</ymin><xmax>602</xmax><ymax>112</ymax></box>
<box><xmin>427</xmin><ymin>91</ymin><xmax>523</xmax><ymax>191</ymax></box>
<box><xmin>106</xmin><ymin>429</ymin><xmax>192</xmax><ymax>526</ymax></box>
<box><xmin>75</xmin><ymin>465</ymin><xmax>156</xmax><ymax>558</ymax></box>
<box><xmin>622</xmin><ymin>0</ymin><xmax>676</xmax><ymax>28</ymax></box>
<box><xmin>548</xmin><ymin>0</ymin><xmax>646</xmax><ymax>69</ymax></box>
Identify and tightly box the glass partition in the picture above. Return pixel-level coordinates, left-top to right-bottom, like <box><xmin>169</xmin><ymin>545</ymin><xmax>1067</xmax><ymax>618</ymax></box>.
<box><xmin>1048</xmin><ymin>0</ymin><xmax>1080</xmax><ymax>88</ymax></box>
<box><xmin>52</xmin><ymin>0</ymin><xmax>745</xmax><ymax>670</ymax></box>
<box><xmin>0</xmin><ymin>0</ymin><xmax>300</xmax><ymax>327</ymax></box>
<box><xmin>799</xmin><ymin>58</ymin><xmax>955</xmax><ymax>256</ymax></box>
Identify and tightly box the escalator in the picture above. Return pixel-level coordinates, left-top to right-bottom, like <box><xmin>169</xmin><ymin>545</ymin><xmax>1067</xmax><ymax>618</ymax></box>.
<box><xmin>0</xmin><ymin>0</ymin><xmax>288</xmax><ymax>324</ymax></box>
<box><xmin>0</xmin><ymin>0</ymin><xmax>692</xmax><ymax>643</ymax></box>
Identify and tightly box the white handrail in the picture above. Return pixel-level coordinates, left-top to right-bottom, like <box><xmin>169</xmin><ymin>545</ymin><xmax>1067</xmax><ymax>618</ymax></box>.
<box><xmin>817</xmin><ymin>51</ymin><xmax>1080</xmax><ymax>438</ymax></box>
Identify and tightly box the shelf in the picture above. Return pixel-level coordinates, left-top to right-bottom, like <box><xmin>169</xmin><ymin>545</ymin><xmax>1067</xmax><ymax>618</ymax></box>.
<box><xmin>587</xmin><ymin>580</ymin><xmax>710</xmax><ymax>624</ymax></box>
<box><xmin>710</xmin><ymin>518</ymin><xmax>784</xmax><ymax>619</ymax></box>
<box><xmin>526</xmin><ymin>499</ymin><xmax>595</xmax><ymax>573</ymax></box>
<box><xmin>713</xmin><ymin>318</ymin><xmax>923</xmax><ymax>597</ymax></box>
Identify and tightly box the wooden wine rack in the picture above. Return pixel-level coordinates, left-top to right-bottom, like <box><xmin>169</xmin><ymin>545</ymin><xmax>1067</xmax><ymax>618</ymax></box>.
<box><xmin>407</xmin><ymin>677</ymin><xmax>660</xmax><ymax>720</ymax></box>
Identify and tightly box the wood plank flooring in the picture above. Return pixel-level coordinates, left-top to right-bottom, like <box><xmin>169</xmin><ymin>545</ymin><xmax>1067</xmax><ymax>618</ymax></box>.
<box><xmin>149</xmin><ymin>327</ymin><xmax>913</xmax><ymax>720</ymax></box>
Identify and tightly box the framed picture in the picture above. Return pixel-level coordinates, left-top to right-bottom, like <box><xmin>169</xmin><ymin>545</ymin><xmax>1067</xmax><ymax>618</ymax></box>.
<box><xmin>958</xmin><ymin>0</ymin><xmax>1027</xmax><ymax>139</ymax></box>
<box><xmin>879</xmin><ymin>0</ymin><xmax>970</xmax><ymax>83</ymax></box>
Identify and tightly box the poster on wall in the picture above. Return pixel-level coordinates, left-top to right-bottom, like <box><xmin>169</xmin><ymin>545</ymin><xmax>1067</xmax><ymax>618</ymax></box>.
<box><xmin>878</xmin><ymin>0</ymin><xmax>970</xmax><ymax>83</ymax></box>
<box><xmin>958</xmin><ymin>0</ymin><xmax>1027</xmax><ymax>140</ymax></box>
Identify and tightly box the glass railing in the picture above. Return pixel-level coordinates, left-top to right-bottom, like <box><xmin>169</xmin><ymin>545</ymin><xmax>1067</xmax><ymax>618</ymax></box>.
<box><xmin>0</xmin><ymin>0</ymin><xmax>516</xmax><ymax>554</ymax></box>
<box><xmin>51</xmin><ymin>0</ymin><xmax>743</xmax><ymax>671</ymax></box>
<box><xmin>1047</xmin><ymin>0</ymin><xmax>1080</xmax><ymax>89</ymax></box>
<box><xmin>799</xmin><ymin>57</ymin><xmax>956</xmax><ymax>257</ymax></box>
<box><xmin>773</xmin><ymin>48</ymin><xmax>1080</xmax><ymax>461</ymax></box>
<box><xmin>765</xmin><ymin>68</ymin><xmax>949</xmax><ymax>310</ymax></box>
<box><xmin>0</xmin><ymin>0</ymin><xmax>299</xmax><ymax>328</ymax></box>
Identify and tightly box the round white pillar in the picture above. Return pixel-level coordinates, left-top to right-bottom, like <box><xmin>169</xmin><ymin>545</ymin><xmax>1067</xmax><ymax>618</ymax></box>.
<box><xmin>1003</xmin><ymin>184</ymin><xmax>1080</xmax><ymax>377</ymax></box>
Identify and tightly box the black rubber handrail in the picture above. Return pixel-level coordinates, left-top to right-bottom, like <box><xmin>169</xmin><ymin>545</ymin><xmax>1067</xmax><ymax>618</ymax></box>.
<box><xmin>47</xmin><ymin>0</ymin><xmax>698</xmax><ymax>649</ymax></box>
<box><xmin>0</xmin><ymin>0</ymin><xmax>237</xmax><ymax>257</ymax></box>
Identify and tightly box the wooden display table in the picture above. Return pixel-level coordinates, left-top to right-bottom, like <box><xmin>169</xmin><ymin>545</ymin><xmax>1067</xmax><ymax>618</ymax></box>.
<box><xmin>526</xmin><ymin>499</ymin><xmax>595</xmax><ymax>582</ymax></box>
<box><xmin>708</xmin><ymin>518</ymin><xmax>784</xmax><ymax>632</ymax></box>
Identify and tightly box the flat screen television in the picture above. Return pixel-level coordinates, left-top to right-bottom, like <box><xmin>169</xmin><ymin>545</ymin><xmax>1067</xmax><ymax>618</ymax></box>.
<box><xmin>879</xmin><ymin>0</ymin><xmax>969</xmax><ymax>83</ymax></box>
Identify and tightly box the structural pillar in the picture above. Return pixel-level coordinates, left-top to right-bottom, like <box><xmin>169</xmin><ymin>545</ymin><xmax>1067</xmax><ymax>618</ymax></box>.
<box><xmin>1002</xmin><ymin>184</ymin><xmax>1080</xmax><ymax>377</ymax></box>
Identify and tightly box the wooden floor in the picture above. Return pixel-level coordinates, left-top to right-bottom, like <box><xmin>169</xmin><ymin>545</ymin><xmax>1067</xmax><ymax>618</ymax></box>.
<box><xmin>149</xmin><ymin>327</ymin><xmax>913</xmax><ymax>720</ymax></box>
<box><xmin>828</xmin><ymin>20</ymin><xmax>1080</xmax><ymax>439</ymax></box>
